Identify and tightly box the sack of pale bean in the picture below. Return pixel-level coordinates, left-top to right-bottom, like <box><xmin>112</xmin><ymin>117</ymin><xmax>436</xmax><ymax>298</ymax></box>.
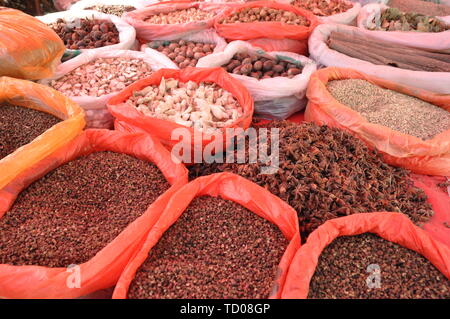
<box><xmin>39</xmin><ymin>50</ymin><xmax>167</xmax><ymax>129</ymax></box>
<box><xmin>0</xmin><ymin>129</ymin><xmax>188</xmax><ymax>299</ymax></box>
<box><xmin>112</xmin><ymin>172</ymin><xmax>300</xmax><ymax>299</ymax></box>
<box><xmin>282</xmin><ymin>213</ymin><xmax>450</xmax><ymax>299</ymax></box>
<box><xmin>305</xmin><ymin>67</ymin><xmax>450</xmax><ymax>176</ymax></box>
<box><xmin>0</xmin><ymin>8</ymin><xmax>65</xmax><ymax>80</ymax></box>
<box><xmin>197</xmin><ymin>40</ymin><xmax>317</xmax><ymax>119</ymax></box>
<box><xmin>0</xmin><ymin>77</ymin><xmax>85</xmax><ymax>192</ymax></box>
<box><xmin>214</xmin><ymin>1</ymin><xmax>319</xmax><ymax>55</ymax></box>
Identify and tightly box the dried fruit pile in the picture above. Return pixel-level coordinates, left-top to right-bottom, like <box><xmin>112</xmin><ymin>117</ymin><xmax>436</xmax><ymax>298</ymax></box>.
<box><xmin>144</xmin><ymin>7</ymin><xmax>215</xmax><ymax>24</ymax></box>
<box><xmin>0</xmin><ymin>151</ymin><xmax>171</xmax><ymax>267</ymax></box>
<box><xmin>327</xmin><ymin>79</ymin><xmax>450</xmax><ymax>140</ymax></box>
<box><xmin>328</xmin><ymin>31</ymin><xmax>450</xmax><ymax>72</ymax></box>
<box><xmin>49</xmin><ymin>18</ymin><xmax>120</xmax><ymax>50</ymax></box>
<box><xmin>189</xmin><ymin>121</ymin><xmax>433</xmax><ymax>240</ymax></box>
<box><xmin>223</xmin><ymin>52</ymin><xmax>302</xmax><ymax>79</ymax></box>
<box><xmin>86</xmin><ymin>5</ymin><xmax>135</xmax><ymax>16</ymax></box>
<box><xmin>219</xmin><ymin>7</ymin><xmax>310</xmax><ymax>25</ymax></box>
<box><xmin>0</xmin><ymin>104</ymin><xmax>60</xmax><ymax>160</ymax></box>
<box><xmin>127</xmin><ymin>196</ymin><xmax>288</xmax><ymax>299</ymax></box>
<box><xmin>127</xmin><ymin>78</ymin><xmax>243</xmax><ymax>132</ymax></box>
<box><xmin>388</xmin><ymin>0</ymin><xmax>450</xmax><ymax>17</ymax></box>
<box><xmin>146</xmin><ymin>40</ymin><xmax>216</xmax><ymax>68</ymax></box>
<box><xmin>291</xmin><ymin>0</ymin><xmax>353</xmax><ymax>16</ymax></box>
<box><xmin>49</xmin><ymin>57</ymin><xmax>153</xmax><ymax>97</ymax></box>
<box><xmin>308</xmin><ymin>233</ymin><xmax>450</xmax><ymax>299</ymax></box>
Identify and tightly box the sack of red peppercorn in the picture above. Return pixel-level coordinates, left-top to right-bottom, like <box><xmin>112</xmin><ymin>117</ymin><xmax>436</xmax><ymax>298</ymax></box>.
<box><xmin>0</xmin><ymin>129</ymin><xmax>188</xmax><ymax>299</ymax></box>
<box><xmin>112</xmin><ymin>172</ymin><xmax>301</xmax><ymax>299</ymax></box>
<box><xmin>282</xmin><ymin>212</ymin><xmax>450</xmax><ymax>299</ymax></box>
<box><xmin>305</xmin><ymin>67</ymin><xmax>450</xmax><ymax>176</ymax></box>
<box><xmin>214</xmin><ymin>1</ymin><xmax>319</xmax><ymax>55</ymax></box>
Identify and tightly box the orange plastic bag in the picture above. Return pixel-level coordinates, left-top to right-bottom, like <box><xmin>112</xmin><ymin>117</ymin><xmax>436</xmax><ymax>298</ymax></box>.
<box><xmin>113</xmin><ymin>172</ymin><xmax>300</xmax><ymax>299</ymax></box>
<box><xmin>108</xmin><ymin>67</ymin><xmax>254</xmax><ymax>155</ymax></box>
<box><xmin>0</xmin><ymin>129</ymin><xmax>188</xmax><ymax>299</ymax></box>
<box><xmin>0</xmin><ymin>76</ymin><xmax>85</xmax><ymax>191</ymax></box>
<box><xmin>305</xmin><ymin>67</ymin><xmax>450</xmax><ymax>176</ymax></box>
<box><xmin>0</xmin><ymin>8</ymin><xmax>65</xmax><ymax>80</ymax></box>
<box><xmin>214</xmin><ymin>1</ymin><xmax>319</xmax><ymax>54</ymax></box>
<box><xmin>281</xmin><ymin>212</ymin><xmax>450</xmax><ymax>298</ymax></box>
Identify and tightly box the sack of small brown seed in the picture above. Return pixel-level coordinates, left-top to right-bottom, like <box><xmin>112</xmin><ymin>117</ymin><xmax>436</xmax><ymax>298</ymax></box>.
<box><xmin>69</xmin><ymin>0</ymin><xmax>150</xmax><ymax>14</ymax></box>
<box><xmin>198</xmin><ymin>40</ymin><xmax>317</xmax><ymax>119</ymax></box>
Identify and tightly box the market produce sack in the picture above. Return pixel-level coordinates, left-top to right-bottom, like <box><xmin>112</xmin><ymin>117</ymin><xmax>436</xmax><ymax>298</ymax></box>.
<box><xmin>308</xmin><ymin>23</ymin><xmax>450</xmax><ymax>94</ymax></box>
<box><xmin>0</xmin><ymin>8</ymin><xmax>65</xmax><ymax>80</ymax></box>
<box><xmin>197</xmin><ymin>40</ymin><xmax>317</xmax><ymax>119</ymax></box>
<box><xmin>214</xmin><ymin>1</ymin><xmax>319</xmax><ymax>55</ymax></box>
<box><xmin>281</xmin><ymin>212</ymin><xmax>450</xmax><ymax>298</ymax></box>
<box><xmin>39</xmin><ymin>49</ymin><xmax>167</xmax><ymax>129</ymax></box>
<box><xmin>112</xmin><ymin>172</ymin><xmax>300</xmax><ymax>299</ymax></box>
<box><xmin>37</xmin><ymin>10</ymin><xmax>136</xmax><ymax>55</ymax></box>
<box><xmin>122</xmin><ymin>1</ymin><xmax>224</xmax><ymax>41</ymax></box>
<box><xmin>69</xmin><ymin>0</ymin><xmax>152</xmax><ymax>12</ymax></box>
<box><xmin>305</xmin><ymin>67</ymin><xmax>450</xmax><ymax>176</ymax></box>
<box><xmin>0</xmin><ymin>77</ymin><xmax>85</xmax><ymax>192</ymax></box>
<box><xmin>0</xmin><ymin>129</ymin><xmax>188</xmax><ymax>299</ymax></box>
<box><xmin>108</xmin><ymin>67</ymin><xmax>254</xmax><ymax>157</ymax></box>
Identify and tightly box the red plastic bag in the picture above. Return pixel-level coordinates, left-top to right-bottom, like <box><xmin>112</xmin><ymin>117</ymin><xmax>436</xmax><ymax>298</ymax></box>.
<box><xmin>214</xmin><ymin>1</ymin><xmax>319</xmax><ymax>54</ymax></box>
<box><xmin>305</xmin><ymin>67</ymin><xmax>450</xmax><ymax>176</ymax></box>
<box><xmin>0</xmin><ymin>129</ymin><xmax>188</xmax><ymax>299</ymax></box>
<box><xmin>112</xmin><ymin>172</ymin><xmax>300</xmax><ymax>299</ymax></box>
<box><xmin>281</xmin><ymin>212</ymin><xmax>450</xmax><ymax>298</ymax></box>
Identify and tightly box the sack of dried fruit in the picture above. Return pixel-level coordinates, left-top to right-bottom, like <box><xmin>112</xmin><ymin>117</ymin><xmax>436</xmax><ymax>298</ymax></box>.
<box><xmin>282</xmin><ymin>212</ymin><xmax>450</xmax><ymax>299</ymax></box>
<box><xmin>140</xmin><ymin>29</ymin><xmax>228</xmax><ymax>69</ymax></box>
<box><xmin>122</xmin><ymin>1</ymin><xmax>224</xmax><ymax>41</ymax></box>
<box><xmin>69</xmin><ymin>0</ymin><xmax>152</xmax><ymax>14</ymax></box>
<box><xmin>0</xmin><ymin>77</ymin><xmax>85</xmax><ymax>192</ymax></box>
<box><xmin>0</xmin><ymin>129</ymin><xmax>188</xmax><ymax>299</ymax></box>
<box><xmin>108</xmin><ymin>67</ymin><xmax>254</xmax><ymax>157</ymax></box>
<box><xmin>0</xmin><ymin>8</ymin><xmax>65</xmax><ymax>80</ymax></box>
<box><xmin>36</xmin><ymin>10</ymin><xmax>136</xmax><ymax>55</ymax></box>
<box><xmin>197</xmin><ymin>40</ymin><xmax>317</xmax><ymax>119</ymax></box>
<box><xmin>305</xmin><ymin>67</ymin><xmax>450</xmax><ymax>176</ymax></box>
<box><xmin>39</xmin><ymin>50</ymin><xmax>167</xmax><ymax>129</ymax></box>
<box><xmin>214</xmin><ymin>1</ymin><xmax>319</xmax><ymax>55</ymax></box>
<box><xmin>308</xmin><ymin>23</ymin><xmax>450</xmax><ymax>94</ymax></box>
<box><xmin>112</xmin><ymin>172</ymin><xmax>300</xmax><ymax>299</ymax></box>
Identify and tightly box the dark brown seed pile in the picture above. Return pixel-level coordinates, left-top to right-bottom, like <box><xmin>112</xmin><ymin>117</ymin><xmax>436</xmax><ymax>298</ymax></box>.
<box><xmin>0</xmin><ymin>104</ymin><xmax>61</xmax><ymax>160</ymax></box>
<box><xmin>0</xmin><ymin>151</ymin><xmax>171</xmax><ymax>267</ymax></box>
<box><xmin>308</xmin><ymin>233</ymin><xmax>450</xmax><ymax>299</ymax></box>
<box><xmin>189</xmin><ymin>121</ymin><xmax>433</xmax><ymax>240</ymax></box>
<box><xmin>128</xmin><ymin>196</ymin><xmax>288</xmax><ymax>299</ymax></box>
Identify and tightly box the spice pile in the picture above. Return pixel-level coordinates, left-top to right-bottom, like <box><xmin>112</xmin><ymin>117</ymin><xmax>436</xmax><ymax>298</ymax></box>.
<box><xmin>128</xmin><ymin>196</ymin><xmax>288</xmax><ymax>299</ymax></box>
<box><xmin>0</xmin><ymin>151</ymin><xmax>171</xmax><ymax>267</ymax></box>
<box><xmin>0</xmin><ymin>104</ymin><xmax>60</xmax><ymax>160</ymax></box>
<box><xmin>291</xmin><ymin>0</ymin><xmax>353</xmax><ymax>16</ymax></box>
<box><xmin>189</xmin><ymin>121</ymin><xmax>434</xmax><ymax>240</ymax></box>
<box><xmin>388</xmin><ymin>0</ymin><xmax>450</xmax><ymax>17</ymax></box>
<box><xmin>219</xmin><ymin>7</ymin><xmax>310</xmax><ymax>25</ymax></box>
<box><xmin>369</xmin><ymin>8</ymin><xmax>448</xmax><ymax>32</ymax></box>
<box><xmin>86</xmin><ymin>5</ymin><xmax>135</xmax><ymax>16</ymax></box>
<box><xmin>223</xmin><ymin>52</ymin><xmax>302</xmax><ymax>79</ymax></box>
<box><xmin>50</xmin><ymin>58</ymin><xmax>153</xmax><ymax>97</ymax></box>
<box><xmin>328</xmin><ymin>31</ymin><xmax>450</xmax><ymax>72</ymax></box>
<box><xmin>49</xmin><ymin>18</ymin><xmax>120</xmax><ymax>50</ymax></box>
<box><xmin>327</xmin><ymin>79</ymin><xmax>450</xmax><ymax>140</ymax></box>
<box><xmin>308</xmin><ymin>233</ymin><xmax>450</xmax><ymax>299</ymax></box>
<box><xmin>145</xmin><ymin>8</ymin><xmax>215</xmax><ymax>24</ymax></box>
<box><xmin>127</xmin><ymin>78</ymin><xmax>243</xmax><ymax>132</ymax></box>
<box><xmin>146</xmin><ymin>40</ymin><xmax>216</xmax><ymax>68</ymax></box>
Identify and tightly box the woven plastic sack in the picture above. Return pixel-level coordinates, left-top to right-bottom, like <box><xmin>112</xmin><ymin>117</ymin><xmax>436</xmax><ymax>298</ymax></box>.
<box><xmin>0</xmin><ymin>129</ymin><xmax>188</xmax><ymax>299</ymax></box>
<box><xmin>0</xmin><ymin>77</ymin><xmax>85</xmax><ymax>192</ymax></box>
<box><xmin>281</xmin><ymin>212</ymin><xmax>450</xmax><ymax>298</ymax></box>
<box><xmin>0</xmin><ymin>8</ymin><xmax>65</xmax><ymax>80</ymax></box>
<box><xmin>305</xmin><ymin>67</ymin><xmax>450</xmax><ymax>176</ymax></box>
<box><xmin>112</xmin><ymin>172</ymin><xmax>301</xmax><ymax>299</ymax></box>
<box><xmin>308</xmin><ymin>23</ymin><xmax>450</xmax><ymax>94</ymax></box>
<box><xmin>214</xmin><ymin>1</ymin><xmax>319</xmax><ymax>55</ymax></box>
<box><xmin>39</xmin><ymin>49</ymin><xmax>167</xmax><ymax>129</ymax></box>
